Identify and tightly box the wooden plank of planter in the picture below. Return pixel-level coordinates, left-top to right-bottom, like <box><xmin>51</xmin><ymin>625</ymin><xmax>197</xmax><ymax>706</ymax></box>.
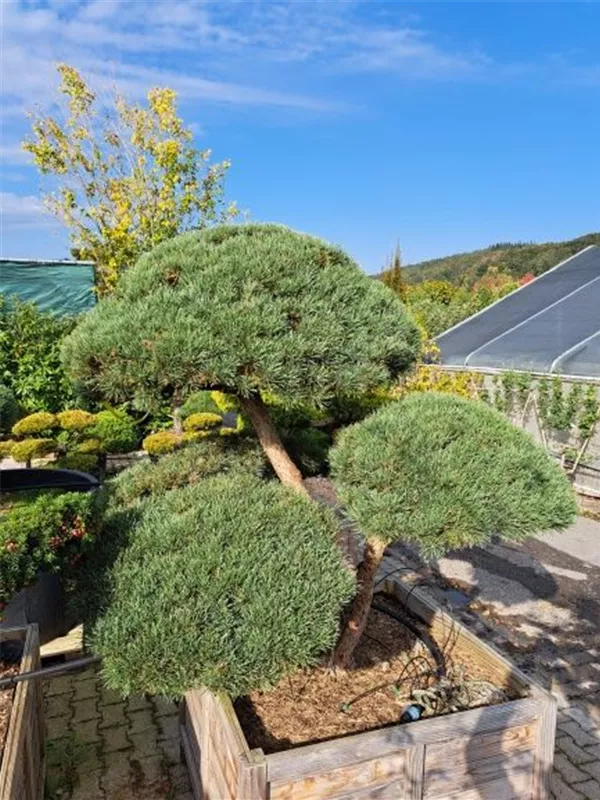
<box><xmin>182</xmin><ymin>576</ymin><xmax>556</xmax><ymax>800</ymax></box>
<box><xmin>0</xmin><ymin>624</ymin><xmax>45</xmax><ymax>800</ymax></box>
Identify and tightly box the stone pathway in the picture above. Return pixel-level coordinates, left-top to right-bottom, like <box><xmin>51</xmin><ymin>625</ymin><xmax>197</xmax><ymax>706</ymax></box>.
<box><xmin>44</xmin><ymin>665</ymin><xmax>192</xmax><ymax>800</ymax></box>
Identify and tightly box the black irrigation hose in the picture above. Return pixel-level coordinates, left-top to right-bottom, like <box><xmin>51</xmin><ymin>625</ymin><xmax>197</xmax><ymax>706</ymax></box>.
<box><xmin>371</xmin><ymin>597</ymin><xmax>446</xmax><ymax>679</ymax></box>
<box><xmin>0</xmin><ymin>655</ymin><xmax>102</xmax><ymax>690</ymax></box>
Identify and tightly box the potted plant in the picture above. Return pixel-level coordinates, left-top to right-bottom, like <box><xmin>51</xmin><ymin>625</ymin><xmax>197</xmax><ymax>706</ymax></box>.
<box><xmin>0</xmin><ymin>488</ymin><xmax>97</xmax><ymax>643</ymax></box>
<box><xmin>0</xmin><ymin>624</ymin><xmax>45</xmax><ymax>799</ymax></box>
<box><xmin>83</xmin><ymin>393</ymin><xmax>575</xmax><ymax>799</ymax></box>
<box><xmin>63</xmin><ymin>226</ymin><xmax>576</xmax><ymax>797</ymax></box>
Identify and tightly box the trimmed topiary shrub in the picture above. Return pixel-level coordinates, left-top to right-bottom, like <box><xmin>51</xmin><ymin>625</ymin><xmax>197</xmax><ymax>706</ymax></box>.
<box><xmin>142</xmin><ymin>431</ymin><xmax>181</xmax><ymax>456</ymax></box>
<box><xmin>0</xmin><ymin>489</ymin><xmax>97</xmax><ymax>606</ymax></box>
<box><xmin>57</xmin><ymin>409</ymin><xmax>96</xmax><ymax>431</ymax></box>
<box><xmin>62</xmin><ymin>224</ymin><xmax>420</xmax><ymax>491</ymax></box>
<box><xmin>181</xmin><ymin>391</ymin><xmax>221</xmax><ymax>418</ymax></box>
<box><xmin>10</xmin><ymin>438</ymin><xmax>56</xmax><ymax>466</ymax></box>
<box><xmin>108</xmin><ymin>439</ymin><xmax>265</xmax><ymax>508</ymax></box>
<box><xmin>0</xmin><ymin>440</ymin><xmax>16</xmax><ymax>458</ymax></box>
<box><xmin>0</xmin><ymin>384</ymin><xmax>20</xmax><ymax>435</ymax></box>
<box><xmin>77</xmin><ymin>438</ymin><xmax>103</xmax><ymax>455</ymax></box>
<box><xmin>182</xmin><ymin>412</ymin><xmax>222</xmax><ymax>431</ymax></box>
<box><xmin>329</xmin><ymin>392</ymin><xmax>578</xmax><ymax>666</ymax></box>
<box><xmin>12</xmin><ymin>411</ymin><xmax>57</xmax><ymax>437</ymax></box>
<box><xmin>90</xmin><ymin>409</ymin><xmax>138</xmax><ymax>454</ymax></box>
<box><xmin>90</xmin><ymin>475</ymin><xmax>355</xmax><ymax>697</ymax></box>
<box><xmin>54</xmin><ymin>453</ymin><xmax>99</xmax><ymax>473</ymax></box>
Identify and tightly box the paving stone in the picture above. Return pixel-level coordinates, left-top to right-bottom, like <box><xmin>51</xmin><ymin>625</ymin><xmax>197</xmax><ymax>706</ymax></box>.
<box><xmin>585</xmin><ymin>745</ymin><xmax>600</xmax><ymax>759</ymax></box>
<box><xmin>130</xmin><ymin>728</ymin><xmax>161</xmax><ymax>758</ymax></box>
<box><xmin>98</xmin><ymin>701</ymin><xmax>127</xmax><ymax>729</ymax></box>
<box><xmin>157</xmin><ymin>713</ymin><xmax>180</xmax><ymax>741</ymax></box>
<box><xmin>77</xmin><ymin>718</ymin><xmax>101</xmax><ymax>744</ymax></box>
<box><xmin>74</xmin><ymin>677</ymin><xmax>98</xmax><ymax>701</ymax></box>
<box><xmin>564</xmin><ymin>650</ymin><xmax>600</xmax><ymax>667</ymax></box>
<box><xmin>45</xmin><ymin>714</ymin><xmax>71</xmax><ymax>740</ymax></box>
<box><xmin>75</xmin><ymin>742</ymin><xmax>102</xmax><ymax>774</ymax></box>
<box><xmin>100</xmin><ymin>761</ymin><xmax>133</xmax><ymax>796</ymax></box>
<box><xmin>133</xmin><ymin>754</ymin><xmax>167</xmax><ymax>786</ymax></box>
<box><xmin>574</xmin><ymin>779</ymin><xmax>600</xmax><ymax>800</ymax></box>
<box><xmin>559</xmin><ymin>722</ymin><xmax>600</xmax><ymax>749</ymax></box>
<box><xmin>45</xmin><ymin>694</ymin><xmax>72</xmax><ymax>719</ymax></box>
<box><xmin>169</xmin><ymin>762</ymin><xmax>192</xmax><ymax>792</ymax></box>
<box><xmin>555</xmin><ymin>754</ymin><xmax>590</xmax><ymax>784</ymax></box>
<box><xmin>45</xmin><ymin>674</ymin><xmax>74</xmax><ymax>697</ymax></box>
<box><xmin>566</xmin><ymin>707</ymin><xmax>600</xmax><ymax>731</ymax></box>
<box><xmin>73</xmin><ymin>697</ymin><xmax>100</xmax><ymax>723</ymax></box>
<box><xmin>102</xmin><ymin>724</ymin><xmax>131</xmax><ymax>753</ymax></box>
<box><xmin>583</xmin><ymin>762</ymin><xmax>600</xmax><ymax>783</ymax></box>
<box><xmin>71</xmin><ymin>771</ymin><xmax>106</xmax><ymax>800</ymax></box>
<box><xmin>128</xmin><ymin>708</ymin><xmax>155</xmax><ymax>734</ymax></box>
<box><xmin>153</xmin><ymin>695</ymin><xmax>179</xmax><ymax>717</ymax></box>
<box><xmin>99</xmin><ymin>686</ymin><xmax>124</xmax><ymax>707</ymax></box>
<box><xmin>557</xmin><ymin>736</ymin><xmax>598</xmax><ymax>765</ymax></box>
<box><xmin>551</xmin><ymin>773</ymin><xmax>585</xmax><ymax>800</ymax></box>
<box><xmin>160</xmin><ymin>736</ymin><xmax>183</xmax><ymax>766</ymax></box>
<box><xmin>127</xmin><ymin>693</ymin><xmax>152</xmax><ymax>712</ymax></box>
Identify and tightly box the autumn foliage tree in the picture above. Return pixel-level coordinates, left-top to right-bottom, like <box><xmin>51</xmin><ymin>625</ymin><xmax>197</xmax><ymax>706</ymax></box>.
<box><xmin>62</xmin><ymin>224</ymin><xmax>421</xmax><ymax>491</ymax></box>
<box><xmin>23</xmin><ymin>64</ymin><xmax>237</xmax><ymax>293</ymax></box>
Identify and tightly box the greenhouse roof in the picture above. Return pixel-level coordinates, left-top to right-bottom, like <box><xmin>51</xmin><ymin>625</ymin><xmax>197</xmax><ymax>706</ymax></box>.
<box><xmin>436</xmin><ymin>245</ymin><xmax>600</xmax><ymax>379</ymax></box>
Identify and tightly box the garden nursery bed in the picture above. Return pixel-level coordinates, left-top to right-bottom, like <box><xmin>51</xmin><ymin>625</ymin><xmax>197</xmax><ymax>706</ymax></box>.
<box><xmin>181</xmin><ymin>578</ymin><xmax>557</xmax><ymax>800</ymax></box>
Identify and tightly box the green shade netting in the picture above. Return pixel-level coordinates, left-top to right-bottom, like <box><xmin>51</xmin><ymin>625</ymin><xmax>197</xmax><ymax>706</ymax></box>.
<box><xmin>0</xmin><ymin>260</ymin><xmax>96</xmax><ymax>316</ymax></box>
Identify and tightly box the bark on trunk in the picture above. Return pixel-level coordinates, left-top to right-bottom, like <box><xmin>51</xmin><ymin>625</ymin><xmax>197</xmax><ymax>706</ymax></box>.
<box><xmin>331</xmin><ymin>538</ymin><xmax>387</xmax><ymax>669</ymax></box>
<box><xmin>240</xmin><ymin>394</ymin><xmax>308</xmax><ymax>495</ymax></box>
<box><xmin>172</xmin><ymin>390</ymin><xmax>183</xmax><ymax>435</ymax></box>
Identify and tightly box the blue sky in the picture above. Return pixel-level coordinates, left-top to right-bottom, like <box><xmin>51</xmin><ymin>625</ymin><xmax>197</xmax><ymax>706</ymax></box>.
<box><xmin>1</xmin><ymin>1</ymin><xmax>599</xmax><ymax>273</ymax></box>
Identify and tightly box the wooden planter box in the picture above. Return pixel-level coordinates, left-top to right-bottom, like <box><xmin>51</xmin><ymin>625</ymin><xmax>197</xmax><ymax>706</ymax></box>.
<box><xmin>180</xmin><ymin>578</ymin><xmax>556</xmax><ymax>800</ymax></box>
<box><xmin>0</xmin><ymin>625</ymin><xmax>45</xmax><ymax>800</ymax></box>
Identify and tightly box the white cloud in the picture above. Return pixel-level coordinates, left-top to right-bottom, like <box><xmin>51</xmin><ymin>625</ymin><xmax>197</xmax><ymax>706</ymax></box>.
<box><xmin>0</xmin><ymin>192</ymin><xmax>57</xmax><ymax>229</ymax></box>
<box><xmin>0</xmin><ymin>144</ymin><xmax>31</xmax><ymax>166</ymax></box>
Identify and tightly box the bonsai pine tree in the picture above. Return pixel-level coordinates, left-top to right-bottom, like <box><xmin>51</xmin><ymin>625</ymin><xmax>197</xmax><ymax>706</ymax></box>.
<box><xmin>330</xmin><ymin>392</ymin><xmax>578</xmax><ymax>668</ymax></box>
<box><xmin>62</xmin><ymin>224</ymin><xmax>420</xmax><ymax>492</ymax></box>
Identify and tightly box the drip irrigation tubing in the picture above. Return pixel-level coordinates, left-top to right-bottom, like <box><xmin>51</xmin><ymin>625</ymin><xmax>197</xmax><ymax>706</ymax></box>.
<box><xmin>371</xmin><ymin>596</ymin><xmax>446</xmax><ymax>679</ymax></box>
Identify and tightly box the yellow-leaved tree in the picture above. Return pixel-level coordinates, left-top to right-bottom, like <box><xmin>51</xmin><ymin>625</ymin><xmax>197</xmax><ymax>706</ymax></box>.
<box><xmin>23</xmin><ymin>64</ymin><xmax>238</xmax><ymax>293</ymax></box>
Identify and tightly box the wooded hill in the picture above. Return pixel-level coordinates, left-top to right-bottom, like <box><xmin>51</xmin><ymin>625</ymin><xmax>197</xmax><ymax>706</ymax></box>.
<box><xmin>404</xmin><ymin>232</ymin><xmax>600</xmax><ymax>286</ymax></box>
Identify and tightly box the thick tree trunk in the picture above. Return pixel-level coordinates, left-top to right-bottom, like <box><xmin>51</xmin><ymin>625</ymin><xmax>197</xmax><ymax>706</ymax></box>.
<box><xmin>331</xmin><ymin>538</ymin><xmax>387</xmax><ymax>669</ymax></box>
<box><xmin>240</xmin><ymin>393</ymin><xmax>308</xmax><ymax>495</ymax></box>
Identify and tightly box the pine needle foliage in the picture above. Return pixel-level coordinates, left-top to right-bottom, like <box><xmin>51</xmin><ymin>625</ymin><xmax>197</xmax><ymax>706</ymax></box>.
<box><xmin>107</xmin><ymin>438</ymin><xmax>265</xmax><ymax>508</ymax></box>
<box><xmin>90</xmin><ymin>474</ymin><xmax>355</xmax><ymax>698</ymax></box>
<box><xmin>62</xmin><ymin>224</ymin><xmax>420</xmax><ymax>412</ymax></box>
<box><xmin>331</xmin><ymin>393</ymin><xmax>578</xmax><ymax>559</ymax></box>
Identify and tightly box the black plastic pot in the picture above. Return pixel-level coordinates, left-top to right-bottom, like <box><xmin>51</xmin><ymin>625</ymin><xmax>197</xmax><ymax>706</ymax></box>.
<box><xmin>2</xmin><ymin>572</ymin><xmax>73</xmax><ymax>645</ymax></box>
<box><xmin>0</xmin><ymin>467</ymin><xmax>99</xmax><ymax>493</ymax></box>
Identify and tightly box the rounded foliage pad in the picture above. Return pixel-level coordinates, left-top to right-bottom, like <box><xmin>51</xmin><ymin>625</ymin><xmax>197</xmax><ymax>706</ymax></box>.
<box><xmin>91</xmin><ymin>474</ymin><xmax>355</xmax><ymax>698</ymax></box>
<box><xmin>62</xmin><ymin>224</ymin><xmax>420</xmax><ymax>411</ymax></box>
<box><xmin>331</xmin><ymin>393</ymin><xmax>577</xmax><ymax>558</ymax></box>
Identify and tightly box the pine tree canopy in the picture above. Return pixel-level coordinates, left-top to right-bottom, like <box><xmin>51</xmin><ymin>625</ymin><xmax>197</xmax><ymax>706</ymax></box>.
<box><xmin>62</xmin><ymin>224</ymin><xmax>420</xmax><ymax>411</ymax></box>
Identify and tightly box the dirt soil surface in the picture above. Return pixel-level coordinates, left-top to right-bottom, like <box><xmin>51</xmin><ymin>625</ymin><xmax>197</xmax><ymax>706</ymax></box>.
<box><xmin>0</xmin><ymin>662</ymin><xmax>19</xmax><ymax>762</ymax></box>
<box><xmin>236</xmin><ymin>597</ymin><xmax>514</xmax><ymax>754</ymax></box>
